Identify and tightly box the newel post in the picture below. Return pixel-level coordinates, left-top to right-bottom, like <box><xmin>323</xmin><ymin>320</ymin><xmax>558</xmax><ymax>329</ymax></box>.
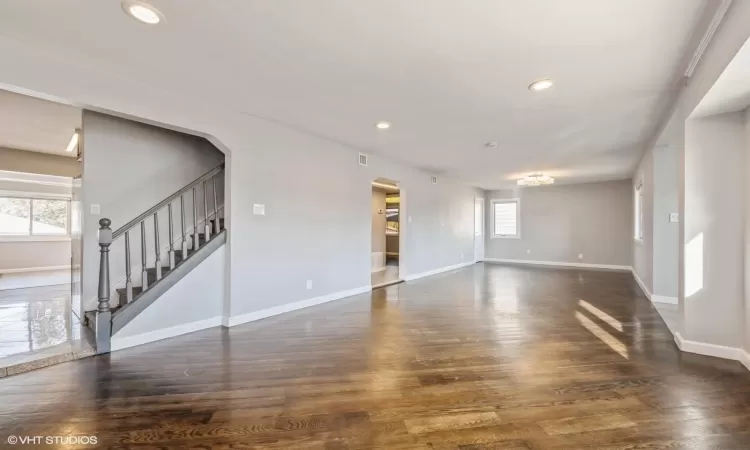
<box><xmin>96</xmin><ymin>218</ymin><xmax>113</xmax><ymax>353</ymax></box>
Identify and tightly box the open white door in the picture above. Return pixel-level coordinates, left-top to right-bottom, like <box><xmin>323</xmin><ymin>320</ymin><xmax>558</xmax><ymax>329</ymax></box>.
<box><xmin>474</xmin><ymin>197</ymin><xmax>484</xmax><ymax>261</ymax></box>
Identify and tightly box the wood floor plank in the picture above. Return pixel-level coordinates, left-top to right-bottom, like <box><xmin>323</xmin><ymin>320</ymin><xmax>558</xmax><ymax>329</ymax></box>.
<box><xmin>1</xmin><ymin>264</ymin><xmax>750</xmax><ymax>448</ymax></box>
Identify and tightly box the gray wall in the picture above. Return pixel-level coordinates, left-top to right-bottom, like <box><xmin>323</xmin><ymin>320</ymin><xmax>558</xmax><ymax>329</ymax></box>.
<box><xmin>652</xmin><ymin>145</ymin><xmax>680</xmax><ymax>298</ymax></box>
<box><xmin>485</xmin><ymin>180</ymin><xmax>633</xmax><ymax>267</ymax></box>
<box><xmin>81</xmin><ymin>111</ymin><xmax>224</xmax><ymax>310</ymax></box>
<box><xmin>111</xmin><ymin>244</ymin><xmax>225</xmax><ymax>350</ymax></box>
<box><xmin>633</xmin><ymin>151</ymin><xmax>654</xmax><ymax>291</ymax></box>
<box><xmin>0</xmin><ymin>43</ymin><xmax>483</xmax><ymax>328</ymax></box>
<box><xmin>0</xmin><ymin>146</ymin><xmax>80</xmax><ymax>177</ymax></box>
<box><xmin>371</xmin><ymin>189</ymin><xmax>386</xmax><ymax>254</ymax></box>
<box><xmin>225</xmin><ymin>121</ymin><xmax>482</xmax><ymax>317</ymax></box>
<box><xmin>683</xmin><ymin>111</ymin><xmax>745</xmax><ymax>348</ymax></box>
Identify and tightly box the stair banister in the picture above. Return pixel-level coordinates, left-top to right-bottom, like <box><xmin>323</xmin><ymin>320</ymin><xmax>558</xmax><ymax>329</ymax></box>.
<box><xmin>95</xmin><ymin>218</ymin><xmax>113</xmax><ymax>354</ymax></box>
<box><xmin>92</xmin><ymin>162</ymin><xmax>225</xmax><ymax>354</ymax></box>
<box><xmin>111</xmin><ymin>163</ymin><xmax>224</xmax><ymax>240</ymax></box>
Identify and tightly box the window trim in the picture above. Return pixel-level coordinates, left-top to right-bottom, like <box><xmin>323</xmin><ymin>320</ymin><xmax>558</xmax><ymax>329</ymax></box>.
<box><xmin>634</xmin><ymin>181</ymin><xmax>644</xmax><ymax>242</ymax></box>
<box><xmin>490</xmin><ymin>198</ymin><xmax>521</xmax><ymax>239</ymax></box>
<box><xmin>0</xmin><ymin>193</ymin><xmax>72</xmax><ymax>240</ymax></box>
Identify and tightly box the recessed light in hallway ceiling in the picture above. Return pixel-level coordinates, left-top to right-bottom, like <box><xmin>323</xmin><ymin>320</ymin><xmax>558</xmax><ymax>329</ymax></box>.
<box><xmin>375</xmin><ymin>121</ymin><xmax>391</xmax><ymax>130</ymax></box>
<box><xmin>122</xmin><ymin>1</ymin><xmax>164</xmax><ymax>25</ymax></box>
<box><xmin>529</xmin><ymin>79</ymin><xmax>554</xmax><ymax>92</ymax></box>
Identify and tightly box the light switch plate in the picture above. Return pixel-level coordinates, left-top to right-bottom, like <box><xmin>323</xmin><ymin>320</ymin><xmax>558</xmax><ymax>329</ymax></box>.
<box><xmin>253</xmin><ymin>204</ymin><xmax>266</xmax><ymax>215</ymax></box>
<box><xmin>90</xmin><ymin>204</ymin><xmax>100</xmax><ymax>215</ymax></box>
<box><xmin>669</xmin><ymin>213</ymin><xmax>679</xmax><ymax>223</ymax></box>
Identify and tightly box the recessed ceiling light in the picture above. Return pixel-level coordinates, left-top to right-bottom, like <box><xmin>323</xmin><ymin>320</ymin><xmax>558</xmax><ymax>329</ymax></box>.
<box><xmin>122</xmin><ymin>1</ymin><xmax>164</xmax><ymax>24</ymax></box>
<box><xmin>65</xmin><ymin>130</ymin><xmax>79</xmax><ymax>153</ymax></box>
<box><xmin>376</xmin><ymin>121</ymin><xmax>391</xmax><ymax>130</ymax></box>
<box><xmin>485</xmin><ymin>141</ymin><xmax>498</xmax><ymax>148</ymax></box>
<box><xmin>529</xmin><ymin>79</ymin><xmax>554</xmax><ymax>91</ymax></box>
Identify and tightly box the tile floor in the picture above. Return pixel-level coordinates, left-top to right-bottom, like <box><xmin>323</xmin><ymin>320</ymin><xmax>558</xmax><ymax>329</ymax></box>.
<box><xmin>0</xmin><ymin>284</ymin><xmax>94</xmax><ymax>377</ymax></box>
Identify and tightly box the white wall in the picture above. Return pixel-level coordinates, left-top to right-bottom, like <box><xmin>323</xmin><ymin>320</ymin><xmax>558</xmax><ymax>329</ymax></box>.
<box><xmin>683</xmin><ymin>112</ymin><xmax>746</xmax><ymax>348</ymax></box>
<box><xmin>485</xmin><ymin>181</ymin><xmax>632</xmax><ymax>267</ymax></box>
<box><xmin>633</xmin><ymin>152</ymin><xmax>653</xmax><ymax>292</ymax></box>
<box><xmin>111</xmin><ymin>244</ymin><xmax>225</xmax><ymax>351</ymax></box>
<box><xmin>81</xmin><ymin>111</ymin><xmax>224</xmax><ymax>310</ymax></box>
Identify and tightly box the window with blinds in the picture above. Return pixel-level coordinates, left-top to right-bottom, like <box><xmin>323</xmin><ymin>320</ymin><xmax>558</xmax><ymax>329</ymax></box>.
<box><xmin>492</xmin><ymin>199</ymin><xmax>519</xmax><ymax>237</ymax></box>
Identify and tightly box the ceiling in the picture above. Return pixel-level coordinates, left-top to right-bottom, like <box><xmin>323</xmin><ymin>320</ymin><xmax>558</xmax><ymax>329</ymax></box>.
<box><xmin>0</xmin><ymin>89</ymin><xmax>81</xmax><ymax>157</ymax></box>
<box><xmin>692</xmin><ymin>36</ymin><xmax>750</xmax><ymax>118</ymax></box>
<box><xmin>0</xmin><ymin>1</ymin><xmax>711</xmax><ymax>187</ymax></box>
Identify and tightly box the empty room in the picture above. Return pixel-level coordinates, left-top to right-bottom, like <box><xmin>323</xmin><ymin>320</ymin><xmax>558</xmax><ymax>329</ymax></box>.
<box><xmin>1</xmin><ymin>1</ymin><xmax>750</xmax><ymax>448</ymax></box>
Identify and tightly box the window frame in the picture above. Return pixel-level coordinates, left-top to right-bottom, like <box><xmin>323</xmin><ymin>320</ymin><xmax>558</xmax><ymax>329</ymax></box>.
<box><xmin>490</xmin><ymin>198</ymin><xmax>521</xmax><ymax>239</ymax></box>
<box><xmin>0</xmin><ymin>191</ymin><xmax>72</xmax><ymax>242</ymax></box>
<box><xmin>634</xmin><ymin>181</ymin><xmax>644</xmax><ymax>243</ymax></box>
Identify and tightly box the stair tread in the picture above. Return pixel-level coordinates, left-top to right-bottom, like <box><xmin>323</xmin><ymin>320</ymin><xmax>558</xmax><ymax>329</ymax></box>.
<box><xmin>106</xmin><ymin>229</ymin><xmax>226</xmax><ymax>308</ymax></box>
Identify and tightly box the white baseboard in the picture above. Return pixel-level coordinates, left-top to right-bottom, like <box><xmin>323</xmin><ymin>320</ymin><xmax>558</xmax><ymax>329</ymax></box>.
<box><xmin>0</xmin><ymin>265</ymin><xmax>71</xmax><ymax>274</ymax></box>
<box><xmin>674</xmin><ymin>332</ymin><xmax>750</xmax><ymax>371</ymax></box>
<box><xmin>630</xmin><ymin>268</ymin><xmax>652</xmax><ymax>300</ymax></box>
<box><xmin>225</xmin><ymin>285</ymin><xmax>372</xmax><ymax>328</ymax></box>
<box><xmin>403</xmin><ymin>261</ymin><xmax>475</xmax><ymax>281</ymax></box>
<box><xmin>111</xmin><ymin>316</ymin><xmax>223</xmax><ymax>351</ymax></box>
<box><xmin>483</xmin><ymin>258</ymin><xmax>631</xmax><ymax>272</ymax></box>
<box><xmin>651</xmin><ymin>295</ymin><xmax>678</xmax><ymax>305</ymax></box>
<box><xmin>741</xmin><ymin>349</ymin><xmax>750</xmax><ymax>372</ymax></box>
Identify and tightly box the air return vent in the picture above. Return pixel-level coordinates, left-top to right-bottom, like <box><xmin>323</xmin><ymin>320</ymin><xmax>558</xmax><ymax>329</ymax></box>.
<box><xmin>359</xmin><ymin>153</ymin><xmax>368</xmax><ymax>166</ymax></box>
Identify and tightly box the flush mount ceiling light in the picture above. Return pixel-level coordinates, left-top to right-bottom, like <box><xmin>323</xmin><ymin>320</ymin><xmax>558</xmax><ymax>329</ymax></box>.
<box><xmin>375</xmin><ymin>121</ymin><xmax>391</xmax><ymax>130</ymax></box>
<box><xmin>65</xmin><ymin>130</ymin><xmax>79</xmax><ymax>153</ymax></box>
<box><xmin>484</xmin><ymin>141</ymin><xmax>498</xmax><ymax>148</ymax></box>
<box><xmin>529</xmin><ymin>79</ymin><xmax>554</xmax><ymax>91</ymax></box>
<box><xmin>517</xmin><ymin>173</ymin><xmax>554</xmax><ymax>186</ymax></box>
<box><xmin>122</xmin><ymin>0</ymin><xmax>164</xmax><ymax>24</ymax></box>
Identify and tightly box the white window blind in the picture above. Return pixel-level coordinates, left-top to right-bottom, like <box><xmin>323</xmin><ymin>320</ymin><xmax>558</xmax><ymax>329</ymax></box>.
<box><xmin>493</xmin><ymin>200</ymin><xmax>518</xmax><ymax>237</ymax></box>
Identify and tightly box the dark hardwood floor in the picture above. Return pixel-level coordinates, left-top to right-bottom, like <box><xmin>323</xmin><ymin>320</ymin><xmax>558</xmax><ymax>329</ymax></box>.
<box><xmin>1</xmin><ymin>263</ymin><xmax>750</xmax><ymax>449</ymax></box>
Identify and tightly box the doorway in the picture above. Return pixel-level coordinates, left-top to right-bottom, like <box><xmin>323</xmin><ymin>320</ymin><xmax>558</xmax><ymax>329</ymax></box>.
<box><xmin>371</xmin><ymin>178</ymin><xmax>402</xmax><ymax>288</ymax></box>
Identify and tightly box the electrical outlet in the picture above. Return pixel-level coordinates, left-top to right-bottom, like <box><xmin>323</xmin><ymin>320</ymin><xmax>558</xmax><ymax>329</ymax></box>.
<box><xmin>669</xmin><ymin>213</ymin><xmax>679</xmax><ymax>223</ymax></box>
<box><xmin>253</xmin><ymin>204</ymin><xmax>266</xmax><ymax>215</ymax></box>
<box><xmin>461</xmin><ymin>253</ymin><xmax>464</xmax><ymax>260</ymax></box>
<box><xmin>90</xmin><ymin>204</ymin><xmax>100</xmax><ymax>215</ymax></box>
<box><xmin>527</xmin><ymin>249</ymin><xmax>531</xmax><ymax>254</ymax></box>
<box><xmin>408</xmin><ymin>216</ymin><xmax>412</xmax><ymax>223</ymax></box>
<box><xmin>306</xmin><ymin>280</ymin><xmax>313</xmax><ymax>290</ymax></box>
<box><xmin>578</xmin><ymin>253</ymin><xmax>584</xmax><ymax>260</ymax></box>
